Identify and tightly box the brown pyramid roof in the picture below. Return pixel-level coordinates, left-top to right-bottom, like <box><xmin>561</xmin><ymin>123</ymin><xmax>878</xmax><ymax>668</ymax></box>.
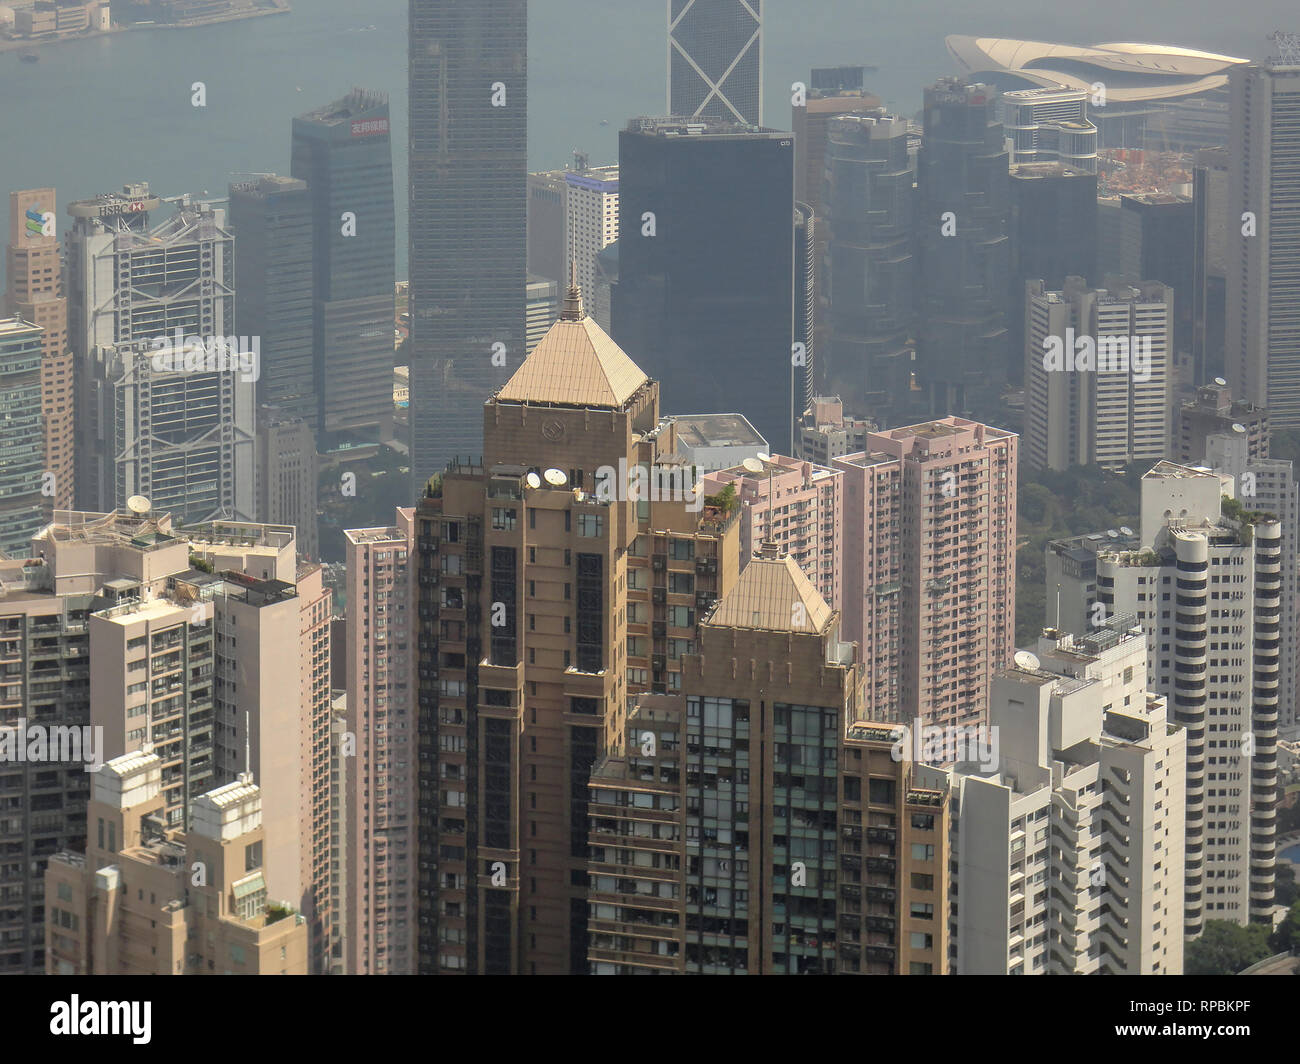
<box><xmin>496</xmin><ymin>312</ymin><xmax>648</xmax><ymax>409</ymax></box>
<box><xmin>707</xmin><ymin>552</ymin><xmax>832</xmax><ymax>634</ymax></box>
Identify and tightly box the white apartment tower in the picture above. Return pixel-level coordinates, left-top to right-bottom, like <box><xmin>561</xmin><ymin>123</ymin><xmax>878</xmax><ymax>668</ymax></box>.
<box><xmin>565</xmin><ymin>166</ymin><xmax>619</xmax><ymax>309</ymax></box>
<box><xmin>1024</xmin><ymin>277</ymin><xmax>1172</xmax><ymax>472</ymax></box>
<box><xmin>936</xmin><ymin>619</ymin><xmax>1186</xmax><ymax>974</ymax></box>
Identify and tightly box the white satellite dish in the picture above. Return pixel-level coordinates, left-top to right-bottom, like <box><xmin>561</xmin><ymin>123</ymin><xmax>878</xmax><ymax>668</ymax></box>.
<box><xmin>1014</xmin><ymin>650</ymin><xmax>1040</xmax><ymax>672</ymax></box>
<box><xmin>126</xmin><ymin>495</ymin><xmax>151</xmax><ymax>515</ymax></box>
<box><xmin>525</xmin><ymin>472</ymin><xmax>541</xmax><ymax>489</ymax></box>
<box><xmin>543</xmin><ymin>468</ymin><xmax>567</xmax><ymax>487</ymax></box>
<box><xmin>1106</xmin><ymin>529</ymin><xmax>1118</xmax><ymax>538</ymax></box>
<box><xmin>1214</xmin><ymin>377</ymin><xmax>1227</xmax><ymax>387</ymax></box>
<box><xmin>1119</xmin><ymin>525</ymin><xmax>1133</xmax><ymax>537</ymax></box>
<box><xmin>1232</xmin><ymin>423</ymin><xmax>1246</xmax><ymax>434</ymax></box>
<box><xmin>755</xmin><ymin>452</ymin><xmax>772</xmax><ymax>463</ymax></box>
<box><xmin>742</xmin><ymin>457</ymin><xmax>764</xmax><ymax>474</ymax></box>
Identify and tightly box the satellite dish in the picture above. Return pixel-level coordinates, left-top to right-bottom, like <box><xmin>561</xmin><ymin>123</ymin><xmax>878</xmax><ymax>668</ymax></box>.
<box><xmin>1214</xmin><ymin>377</ymin><xmax>1227</xmax><ymax>387</ymax></box>
<box><xmin>525</xmin><ymin>472</ymin><xmax>541</xmax><ymax>489</ymax></box>
<box><xmin>1014</xmin><ymin>650</ymin><xmax>1040</xmax><ymax>671</ymax></box>
<box><xmin>755</xmin><ymin>452</ymin><xmax>772</xmax><ymax>463</ymax></box>
<box><xmin>126</xmin><ymin>495</ymin><xmax>151</xmax><ymax>515</ymax></box>
<box><xmin>543</xmin><ymin>468</ymin><xmax>567</xmax><ymax>487</ymax></box>
<box><xmin>742</xmin><ymin>457</ymin><xmax>764</xmax><ymax>474</ymax></box>
<box><xmin>1119</xmin><ymin>526</ymin><xmax>1133</xmax><ymax>537</ymax></box>
<box><xmin>1232</xmin><ymin>423</ymin><xmax>1246</xmax><ymax>434</ymax></box>
<box><xmin>1106</xmin><ymin>529</ymin><xmax>1118</xmax><ymax>538</ymax></box>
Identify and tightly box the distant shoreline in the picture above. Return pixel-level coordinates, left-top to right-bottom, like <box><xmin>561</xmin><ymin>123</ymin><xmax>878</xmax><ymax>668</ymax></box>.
<box><xmin>0</xmin><ymin>5</ymin><xmax>289</xmax><ymax>54</ymax></box>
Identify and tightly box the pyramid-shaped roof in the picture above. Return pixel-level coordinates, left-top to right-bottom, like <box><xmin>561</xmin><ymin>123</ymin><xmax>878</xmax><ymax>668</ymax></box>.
<box><xmin>707</xmin><ymin>551</ymin><xmax>833</xmax><ymax>634</ymax></box>
<box><xmin>497</xmin><ymin>288</ymin><xmax>648</xmax><ymax>408</ymax></box>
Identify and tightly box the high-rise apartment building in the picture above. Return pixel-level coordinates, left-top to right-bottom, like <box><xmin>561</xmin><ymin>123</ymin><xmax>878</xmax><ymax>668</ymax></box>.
<box><xmin>255</xmin><ymin>406</ymin><xmax>319</xmax><ymax>562</ymax></box>
<box><xmin>414</xmin><ymin>288</ymin><xmax>742</xmax><ymax>973</ymax></box>
<box><xmin>832</xmin><ymin>418</ymin><xmax>1018</xmax><ymax>736</ymax></box>
<box><xmin>0</xmin><ymin>320</ymin><xmax>48</xmax><ymax>553</ymax></box>
<box><xmin>4</xmin><ymin>189</ymin><xmax>73</xmax><ymax>513</ymax></box>
<box><xmin>1226</xmin><ymin>46</ymin><xmax>1300</xmax><ymax>425</ymax></box>
<box><xmin>821</xmin><ymin>109</ymin><xmax>915</xmax><ymax>422</ymax></box>
<box><xmin>668</xmin><ymin>0</ymin><xmax>762</xmax><ymax>126</ymax></box>
<box><xmin>81</xmin><ymin>337</ymin><xmax>256</xmax><ymax>523</ymax></box>
<box><xmin>409</xmin><ymin>0</ymin><xmax>527</xmax><ymax>486</ymax></box>
<box><xmin>701</xmin><ymin>454</ymin><xmax>842</xmax><ymax>613</ymax></box>
<box><xmin>613</xmin><ymin>117</ymin><xmax>794</xmax><ymax>453</ymax></box>
<box><xmin>916</xmin><ymin>79</ymin><xmax>1011</xmax><ymax>414</ymax></box>
<box><xmin>344</xmin><ymin>510</ymin><xmax>416</xmax><ymax>974</ymax></box>
<box><xmin>566</xmin><ymin>164</ymin><xmax>619</xmax><ymax>303</ymax></box>
<box><xmin>1054</xmin><ymin>462</ymin><xmax>1278</xmax><ymax>931</ymax></box>
<box><xmin>999</xmin><ymin>87</ymin><xmax>1098</xmax><ymax>172</ymax></box>
<box><xmin>588</xmin><ymin>547</ymin><xmax>950</xmax><ymax>975</ymax></box>
<box><xmin>940</xmin><ymin>620</ymin><xmax>1186</xmax><ymax>974</ymax></box>
<box><xmin>794</xmin><ymin>396</ymin><xmax>873</xmax><ymax>465</ymax></box>
<box><xmin>1023</xmin><ymin>277</ymin><xmax>1172</xmax><ymax>472</ymax></box>
<box><xmin>45</xmin><ymin>751</ymin><xmax>309</xmax><ymax>975</ymax></box>
<box><xmin>229</xmin><ymin>176</ymin><xmax>316</xmax><ymax>428</ymax></box>
<box><xmin>1174</xmin><ymin>380</ymin><xmax>1269</xmax><ymax>465</ymax></box>
<box><xmin>291</xmin><ymin>90</ymin><xmax>396</xmax><ymax>445</ymax></box>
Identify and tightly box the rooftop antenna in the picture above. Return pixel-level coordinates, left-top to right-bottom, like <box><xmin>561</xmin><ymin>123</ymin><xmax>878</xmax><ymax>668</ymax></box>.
<box><xmin>242</xmin><ymin>710</ymin><xmax>253</xmax><ymax>783</ymax></box>
<box><xmin>560</xmin><ymin>260</ymin><xmax>584</xmax><ymax>321</ymax></box>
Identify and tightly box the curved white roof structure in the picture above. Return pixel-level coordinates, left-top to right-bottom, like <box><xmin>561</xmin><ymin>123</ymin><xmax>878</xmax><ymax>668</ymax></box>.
<box><xmin>946</xmin><ymin>36</ymin><xmax>1248</xmax><ymax>103</ymax></box>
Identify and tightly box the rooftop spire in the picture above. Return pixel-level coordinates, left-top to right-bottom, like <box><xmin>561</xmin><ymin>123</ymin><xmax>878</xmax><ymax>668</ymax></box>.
<box><xmin>560</xmin><ymin>260</ymin><xmax>585</xmax><ymax>321</ymax></box>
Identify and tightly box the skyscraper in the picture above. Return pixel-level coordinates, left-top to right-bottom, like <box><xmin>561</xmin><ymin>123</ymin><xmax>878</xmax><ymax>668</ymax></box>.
<box><xmin>255</xmin><ymin>406</ymin><xmax>319</xmax><ymax>562</ymax></box>
<box><xmin>832</xmin><ymin>417</ymin><xmax>1019</xmax><ymax>737</ymax></box>
<box><xmin>408</xmin><ymin>1</ymin><xmax>527</xmax><ymax>486</ymax></box>
<box><xmin>668</xmin><ymin>0</ymin><xmax>763</xmax><ymax>125</ymax></box>
<box><xmin>229</xmin><ymin>176</ymin><xmax>316</xmax><ymax>428</ymax></box>
<box><xmin>916</xmin><ymin>79</ymin><xmax>1011</xmax><ymax>415</ymax></box>
<box><xmin>999</xmin><ymin>87</ymin><xmax>1098</xmax><ymax>172</ymax></box>
<box><xmin>0</xmin><ymin>320</ymin><xmax>47</xmax><ymax>554</ymax></box>
<box><xmin>1226</xmin><ymin>43</ymin><xmax>1300</xmax><ymax>425</ymax></box>
<box><xmin>291</xmin><ymin>89</ymin><xmax>396</xmax><ymax>445</ymax></box>
<box><xmin>4</xmin><ymin>189</ymin><xmax>73</xmax><ymax>514</ymax></box>
<box><xmin>613</xmin><ymin>117</ymin><xmax>794</xmax><ymax>453</ymax></box>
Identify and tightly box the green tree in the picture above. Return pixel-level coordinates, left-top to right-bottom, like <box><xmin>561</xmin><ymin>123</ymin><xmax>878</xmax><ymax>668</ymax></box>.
<box><xmin>1270</xmin><ymin>900</ymin><xmax>1300</xmax><ymax>954</ymax></box>
<box><xmin>1185</xmin><ymin>920</ymin><xmax>1273</xmax><ymax>974</ymax></box>
<box><xmin>1277</xmin><ymin>863</ymin><xmax>1298</xmax><ymax>909</ymax></box>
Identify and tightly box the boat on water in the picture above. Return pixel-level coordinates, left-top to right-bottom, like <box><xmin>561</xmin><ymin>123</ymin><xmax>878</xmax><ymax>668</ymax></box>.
<box><xmin>20</xmin><ymin>52</ymin><xmax>40</xmax><ymax>63</ymax></box>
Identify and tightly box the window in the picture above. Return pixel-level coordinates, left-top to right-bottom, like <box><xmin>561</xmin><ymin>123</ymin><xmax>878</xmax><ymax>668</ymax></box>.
<box><xmin>911</xmin><ymin>813</ymin><xmax>934</xmax><ymax>830</ymax></box>
<box><xmin>491</xmin><ymin>508</ymin><xmax>517</xmax><ymax>532</ymax></box>
<box><xmin>910</xmin><ymin>932</ymin><xmax>933</xmax><ymax>950</ymax></box>
<box><xmin>911</xmin><ymin>844</ymin><xmax>935</xmax><ymax>861</ymax></box>
<box><xmin>910</xmin><ymin>902</ymin><xmax>934</xmax><ymax>920</ymax></box>
<box><xmin>911</xmin><ymin>873</ymin><xmax>934</xmax><ymax>891</ymax></box>
<box><xmin>577</xmin><ymin>513</ymin><xmax>604</xmax><ymax>537</ymax></box>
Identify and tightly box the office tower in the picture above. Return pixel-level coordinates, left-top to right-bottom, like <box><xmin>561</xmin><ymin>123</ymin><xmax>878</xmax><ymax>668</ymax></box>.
<box><xmin>255</xmin><ymin>406</ymin><xmax>319</xmax><ymax>562</ymax></box>
<box><xmin>1008</xmin><ymin>163</ymin><xmax>1098</xmax><ymax>383</ymax></box>
<box><xmin>34</xmin><ymin>508</ymin><xmax>335</xmax><ymax>967</ymax></box>
<box><xmin>1174</xmin><ymin>380</ymin><xmax>1269</xmax><ymax>465</ymax></box>
<box><xmin>81</xmin><ymin>338</ymin><xmax>256</xmax><ymax>523</ymax></box>
<box><xmin>1023</xmin><ymin>278</ymin><xmax>1172</xmax><ymax>472</ymax></box>
<box><xmin>525</xmin><ymin>276</ymin><xmax>558</xmax><ymax>355</ymax></box>
<box><xmin>590</xmin><ymin>242</ymin><xmax>619</xmax><ymax>334</ymax></box>
<box><xmin>916</xmin><ymin>80</ymin><xmax>1011</xmax><ymax>414</ymax></box>
<box><xmin>409</xmin><ymin>1</ymin><xmax>527</xmax><ymax>487</ymax></box>
<box><xmin>291</xmin><ymin>89</ymin><xmax>396</xmax><ymax>445</ymax></box>
<box><xmin>526</xmin><ymin>170</ymin><xmax>567</xmax><ymax>287</ymax></box>
<box><xmin>4</xmin><ymin>189</ymin><xmax>73</xmax><ymax>513</ymax></box>
<box><xmin>0</xmin><ymin>320</ymin><xmax>47</xmax><ymax>553</ymax></box>
<box><xmin>1102</xmin><ymin>193</ymin><xmax>1195</xmax><ymax>360</ymax></box>
<box><xmin>344</xmin><ymin>510</ymin><xmax>416</xmax><ymax>974</ymax></box>
<box><xmin>667</xmin><ymin>412</ymin><xmax>766</xmax><ymax>472</ymax></box>
<box><xmin>821</xmin><ymin>110</ymin><xmax>915</xmax><ymax>422</ymax></box>
<box><xmin>566</xmin><ymin>163</ymin><xmax>620</xmax><ymax>303</ymax></box>
<box><xmin>791</xmin><ymin>66</ymin><xmax>880</xmax><ymax>209</ymax></box>
<box><xmin>793</xmin><ymin>202</ymin><xmax>815</xmax><ymax>413</ymax></box>
<box><xmin>414</xmin><ymin>289</ymin><xmax>742</xmax><ymax>974</ymax></box>
<box><xmin>1000</xmin><ymin>87</ymin><xmax>1097</xmax><ymax>172</ymax></box>
<box><xmin>701</xmin><ymin>454</ymin><xmax>842</xmax><ymax>613</ymax></box>
<box><xmin>327</xmin><ymin>699</ymin><xmax>350</xmax><ymax>974</ymax></box>
<box><xmin>942</xmin><ymin>620</ymin><xmax>1186</xmax><ymax>974</ymax></box>
<box><xmin>1193</xmin><ymin>148</ymin><xmax>1230</xmax><ymax>383</ymax></box>
<box><xmin>1053</xmin><ymin>462</ymin><xmax>1277</xmax><ymax>930</ymax></box>
<box><xmin>45</xmin><ymin>752</ymin><xmax>309</xmax><ymax>975</ymax></box>
<box><xmin>1204</xmin><ymin>429</ymin><xmax>1300</xmax><ymax>738</ymax></box>
<box><xmin>832</xmin><ymin>417</ymin><xmax>1018</xmax><ymax>735</ymax></box>
<box><xmin>0</xmin><ymin>556</ymin><xmax>93</xmax><ymax>974</ymax></box>
<box><xmin>1044</xmin><ymin>527</ymin><xmax>1142</xmax><ymax>637</ymax></box>
<box><xmin>668</xmin><ymin>0</ymin><xmax>762</xmax><ymax>125</ymax></box>
<box><xmin>794</xmin><ymin>396</ymin><xmax>873</xmax><ymax>464</ymax></box>
<box><xmin>229</xmin><ymin>176</ymin><xmax>316</xmax><ymax>428</ymax></box>
<box><xmin>1227</xmin><ymin>47</ymin><xmax>1300</xmax><ymax>426</ymax></box>
<box><xmin>614</xmin><ymin>118</ymin><xmax>794</xmax><ymax>452</ymax></box>
<box><xmin>64</xmin><ymin>185</ymin><xmax>232</xmax><ymax>502</ymax></box>
<box><xmin>588</xmin><ymin>548</ymin><xmax>950</xmax><ymax>974</ymax></box>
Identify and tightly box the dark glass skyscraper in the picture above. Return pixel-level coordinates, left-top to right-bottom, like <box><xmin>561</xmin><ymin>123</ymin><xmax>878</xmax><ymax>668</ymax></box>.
<box><xmin>230</xmin><ymin>175</ymin><xmax>316</xmax><ymax>428</ymax></box>
<box><xmin>291</xmin><ymin>89</ymin><xmax>396</xmax><ymax>445</ymax></box>
<box><xmin>408</xmin><ymin>0</ymin><xmax>527</xmax><ymax>487</ymax></box>
<box><xmin>916</xmin><ymin>78</ymin><xmax>1010</xmax><ymax>417</ymax></box>
<box><xmin>669</xmin><ymin>0</ymin><xmax>763</xmax><ymax>125</ymax></box>
<box><xmin>613</xmin><ymin>118</ymin><xmax>794</xmax><ymax>453</ymax></box>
